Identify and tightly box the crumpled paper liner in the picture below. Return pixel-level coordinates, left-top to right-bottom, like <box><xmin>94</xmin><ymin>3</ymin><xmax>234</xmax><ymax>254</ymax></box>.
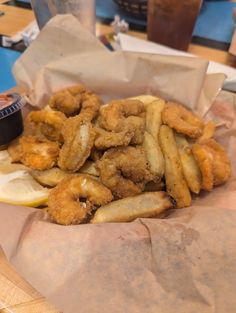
<box><xmin>13</xmin><ymin>14</ymin><xmax>221</xmax><ymax>113</ymax></box>
<box><xmin>0</xmin><ymin>14</ymin><xmax>235</xmax><ymax>313</ymax></box>
<box><xmin>0</xmin><ymin>246</ymin><xmax>60</xmax><ymax>312</ymax></box>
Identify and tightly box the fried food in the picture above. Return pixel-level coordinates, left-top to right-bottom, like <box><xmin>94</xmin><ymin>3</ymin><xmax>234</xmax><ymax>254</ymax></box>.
<box><xmin>207</xmin><ymin>139</ymin><xmax>231</xmax><ymax>186</ymax></box>
<box><xmin>58</xmin><ymin>115</ymin><xmax>95</xmax><ymax>172</ymax></box>
<box><xmin>96</xmin><ymin>146</ymin><xmax>152</xmax><ymax>199</ymax></box>
<box><xmin>191</xmin><ymin>143</ymin><xmax>214</xmax><ymax>191</ymax></box>
<box><xmin>192</xmin><ymin>139</ymin><xmax>231</xmax><ymax>190</ymax></box>
<box><xmin>30</xmin><ymin>167</ymin><xmax>70</xmax><ymax>187</ymax></box>
<box><xmin>197</xmin><ymin>121</ymin><xmax>216</xmax><ymax>143</ymax></box>
<box><xmin>47</xmin><ymin>174</ymin><xmax>113</xmax><ymax>225</ymax></box>
<box><xmin>19</xmin><ymin>136</ymin><xmax>60</xmax><ymax>170</ymax></box>
<box><xmin>143</xmin><ymin>99</ymin><xmax>165</xmax><ymax>180</ymax></box>
<box><xmin>129</xmin><ymin>95</ymin><xmax>160</xmax><ymax>106</ymax></box>
<box><xmin>159</xmin><ymin>125</ymin><xmax>191</xmax><ymax>208</ymax></box>
<box><xmin>49</xmin><ymin>85</ymin><xmax>86</xmax><ymax>116</ymax></box>
<box><xmin>143</xmin><ymin>132</ymin><xmax>164</xmax><ymax>180</ymax></box>
<box><xmin>175</xmin><ymin>133</ymin><xmax>202</xmax><ymax>194</ymax></box>
<box><xmin>4</xmin><ymin>87</ymin><xmax>232</xmax><ymax>224</ymax></box>
<box><xmin>7</xmin><ymin>138</ymin><xmax>22</xmax><ymax>162</ymax></box>
<box><xmin>145</xmin><ymin>99</ymin><xmax>165</xmax><ymax>139</ymax></box>
<box><xmin>49</xmin><ymin>85</ymin><xmax>101</xmax><ymax>119</ymax></box>
<box><xmin>28</xmin><ymin>110</ymin><xmax>66</xmax><ymax>142</ymax></box>
<box><xmin>96</xmin><ymin>99</ymin><xmax>146</xmax><ymax>149</ymax></box>
<box><xmin>162</xmin><ymin>102</ymin><xmax>204</xmax><ymax>138</ymax></box>
<box><xmin>99</xmin><ymin>99</ymin><xmax>145</xmax><ymax>131</ymax></box>
<box><xmin>128</xmin><ymin>115</ymin><xmax>146</xmax><ymax>145</ymax></box>
<box><xmin>79</xmin><ymin>160</ymin><xmax>99</xmax><ymax>177</ymax></box>
<box><xmin>94</xmin><ymin>127</ymin><xmax>133</xmax><ymax>150</ymax></box>
<box><xmin>91</xmin><ymin>191</ymin><xmax>173</xmax><ymax>223</ymax></box>
<box><xmin>79</xmin><ymin>92</ymin><xmax>102</xmax><ymax>121</ymax></box>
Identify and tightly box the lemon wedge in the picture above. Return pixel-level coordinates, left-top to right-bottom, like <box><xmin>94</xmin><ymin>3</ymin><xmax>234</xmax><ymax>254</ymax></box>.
<box><xmin>0</xmin><ymin>150</ymin><xmax>28</xmax><ymax>173</ymax></box>
<box><xmin>0</xmin><ymin>150</ymin><xmax>11</xmax><ymax>163</ymax></box>
<box><xmin>0</xmin><ymin>171</ymin><xmax>49</xmax><ymax>207</ymax></box>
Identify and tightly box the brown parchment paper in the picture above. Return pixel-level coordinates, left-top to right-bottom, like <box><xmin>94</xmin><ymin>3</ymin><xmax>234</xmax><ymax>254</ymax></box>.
<box><xmin>13</xmin><ymin>14</ymin><xmax>213</xmax><ymax>110</ymax></box>
<box><xmin>0</xmin><ymin>14</ymin><xmax>236</xmax><ymax>313</ymax></box>
<box><xmin>0</xmin><ymin>246</ymin><xmax>60</xmax><ymax>312</ymax></box>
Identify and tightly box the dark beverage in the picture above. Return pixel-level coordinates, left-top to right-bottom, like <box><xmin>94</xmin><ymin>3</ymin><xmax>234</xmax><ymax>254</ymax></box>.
<box><xmin>147</xmin><ymin>0</ymin><xmax>202</xmax><ymax>51</ymax></box>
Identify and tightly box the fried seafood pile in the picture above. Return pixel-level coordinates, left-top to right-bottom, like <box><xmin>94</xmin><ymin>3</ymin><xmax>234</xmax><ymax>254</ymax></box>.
<box><xmin>7</xmin><ymin>85</ymin><xmax>231</xmax><ymax>225</ymax></box>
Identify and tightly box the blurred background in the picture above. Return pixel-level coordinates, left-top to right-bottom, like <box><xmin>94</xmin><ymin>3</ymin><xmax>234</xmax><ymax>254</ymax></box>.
<box><xmin>0</xmin><ymin>0</ymin><xmax>236</xmax><ymax>92</ymax></box>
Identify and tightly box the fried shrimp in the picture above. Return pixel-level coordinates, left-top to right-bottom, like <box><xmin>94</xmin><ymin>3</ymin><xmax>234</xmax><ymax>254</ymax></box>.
<box><xmin>197</xmin><ymin>121</ymin><xmax>216</xmax><ymax>143</ymax></box>
<box><xmin>30</xmin><ymin>167</ymin><xmax>70</xmax><ymax>187</ymax></box>
<box><xmin>96</xmin><ymin>146</ymin><xmax>152</xmax><ymax>199</ymax></box>
<box><xmin>192</xmin><ymin>139</ymin><xmax>231</xmax><ymax>190</ymax></box>
<box><xmin>207</xmin><ymin>139</ymin><xmax>231</xmax><ymax>186</ymax></box>
<box><xmin>192</xmin><ymin>143</ymin><xmax>214</xmax><ymax>191</ymax></box>
<box><xmin>94</xmin><ymin>127</ymin><xmax>134</xmax><ymax>150</ymax></box>
<box><xmin>58</xmin><ymin>115</ymin><xmax>95</xmax><ymax>172</ymax></box>
<box><xmin>49</xmin><ymin>85</ymin><xmax>102</xmax><ymax>119</ymax></box>
<box><xmin>96</xmin><ymin>99</ymin><xmax>146</xmax><ymax>149</ymax></box>
<box><xmin>99</xmin><ymin>99</ymin><xmax>145</xmax><ymax>132</ymax></box>
<box><xmin>19</xmin><ymin>136</ymin><xmax>60</xmax><ymax>170</ymax></box>
<box><xmin>79</xmin><ymin>92</ymin><xmax>102</xmax><ymax>121</ymax></box>
<box><xmin>28</xmin><ymin>110</ymin><xmax>66</xmax><ymax>142</ymax></box>
<box><xmin>49</xmin><ymin>85</ymin><xmax>86</xmax><ymax>116</ymax></box>
<box><xmin>162</xmin><ymin>102</ymin><xmax>204</xmax><ymax>138</ymax></box>
<box><xmin>47</xmin><ymin>174</ymin><xmax>113</xmax><ymax>225</ymax></box>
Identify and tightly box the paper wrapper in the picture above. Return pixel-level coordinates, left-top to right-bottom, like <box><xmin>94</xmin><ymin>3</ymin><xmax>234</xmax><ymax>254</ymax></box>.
<box><xmin>0</xmin><ymin>14</ymin><xmax>235</xmax><ymax>313</ymax></box>
<box><xmin>0</xmin><ymin>246</ymin><xmax>60</xmax><ymax>312</ymax></box>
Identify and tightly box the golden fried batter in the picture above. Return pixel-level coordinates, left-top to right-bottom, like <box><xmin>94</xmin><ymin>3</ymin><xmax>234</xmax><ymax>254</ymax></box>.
<box><xmin>162</xmin><ymin>102</ymin><xmax>204</xmax><ymax>138</ymax></box>
<box><xmin>28</xmin><ymin>110</ymin><xmax>66</xmax><ymax>142</ymax></box>
<box><xmin>207</xmin><ymin>139</ymin><xmax>231</xmax><ymax>186</ymax></box>
<box><xmin>47</xmin><ymin>174</ymin><xmax>113</xmax><ymax>225</ymax></box>
<box><xmin>19</xmin><ymin>136</ymin><xmax>60</xmax><ymax>170</ymax></box>
<box><xmin>96</xmin><ymin>146</ymin><xmax>152</xmax><ymax>199</ymax></box>
<box><xmin>94</xmin><ymin>127</ymin><xmax>134</xmax><ymax>150</ymax></box>
<box><xmin>58</xmin><ymin>115</ymin><xmax>95</xmax><ymax>171</ymax></box>
<box><xmin>96</xmin><ymin>99</ymin><xmax>146</xmax><ymax>149</ymax></box>
<box><xmin>49</xmin><ymin>85</ymin><xmax>102</xmax><ymax>119</ymax></box>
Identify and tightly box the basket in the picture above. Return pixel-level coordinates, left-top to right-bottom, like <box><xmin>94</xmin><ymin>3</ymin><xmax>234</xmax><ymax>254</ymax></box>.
<box><xmin>113</xmin><ymin>0</ymin><xmax>147</xmax><ymax>20</ymax></box>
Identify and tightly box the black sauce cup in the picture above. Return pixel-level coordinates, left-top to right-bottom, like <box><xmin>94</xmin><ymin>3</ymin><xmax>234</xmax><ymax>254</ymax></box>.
<box><xmin>0</xmin><ymin>93</ymin><xmax>25</xmax><ymax>146</ymax></box>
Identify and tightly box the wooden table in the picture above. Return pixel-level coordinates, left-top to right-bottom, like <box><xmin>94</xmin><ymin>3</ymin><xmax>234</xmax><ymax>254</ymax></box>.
<box><xmin>96</xmin><ymin>23</ymin><xmax>236</xmax><ymax>68</ymax></box>
<box><xmin>0</xmin><ymin>4</ymin><xmax>35</xmax><ymax>37</ymax></box>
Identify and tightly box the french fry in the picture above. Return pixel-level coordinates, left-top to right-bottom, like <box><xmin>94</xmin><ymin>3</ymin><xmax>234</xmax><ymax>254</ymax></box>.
<box><xmin>145</xmin><ymin>99</ymin><xmax>166</xmax><ymax>139</ymax></box>
<box><xmin>143</xmin><ymin>132</ymin><xmax>164</xmax><ymax>179</ymax></box>
<box><xmin>143</xmin><ymin>99</ymin><xmax>166</xmax><ymax>180</ymax></box>
<box><xmin>91</xmin><ymin>191</ymin><xmax>173</xmax><ymax>223</ymax></box>
<box><xmin>159</xmin><ymin>125</ymin><xmax>191</xmax><ymax>208</ymax></box>
<box><xmin>175</xmin><ymin>133</ymin><xmax>202</xmax><ymax>194</ymax></box>
<box><xmin>129</xmin><ymin>95</ymin><xmax>160</xmax><ymax>106</ymax></box>
<box><xmin>30</xmin><ymin>167</ymin><xmax>69</xmax><ymax>187</ymax></box>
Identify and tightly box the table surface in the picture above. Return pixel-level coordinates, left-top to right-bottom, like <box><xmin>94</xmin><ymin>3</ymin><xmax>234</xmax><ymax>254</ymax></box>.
<box><xmin>0</xmin><ymin>0</ymin><xmax>235</xmax><ymax>68</ymax></box>
<box><xmin>96</xmin><ymin>23</ymin><xmax>236</xmax><ymax>68</ymax></box>
<box><xmin>0</xmin><ymin>3</ymin><xmax>35</xmax><ymax>37</ymax></box>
